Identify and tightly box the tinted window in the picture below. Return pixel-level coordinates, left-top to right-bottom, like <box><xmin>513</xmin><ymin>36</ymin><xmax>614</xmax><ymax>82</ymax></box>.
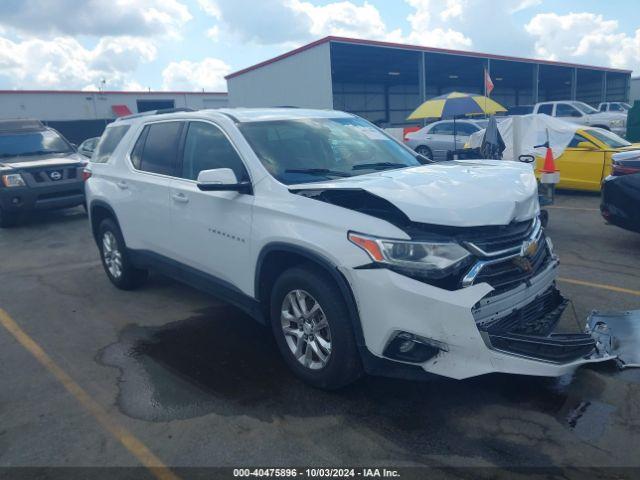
<box><xmin>137</xmin><ymin>122</ymin><xmax>182</xmax><ymax>176</ymax></box>
<box><xmin>430</xmin><ymin>122</ymin><xmax>455</xmax><ymax>135</ymax></box>
<box><xmin>556</xmin><ymin>104</ymin><xmax>581</xmax><ymax>117</ymax></box>
<box><xmin>92</xmin><ymin>126</ymin><xmax>130</xmax><ymax>163</ymax></box>
<box><xmin>181</xmin><ymin>122</ymin><xmax>248</xmax><ymax>181</ymax></box>
<box><xmin>456</xmin><ymin>123</ymin><xmax>479</xmax><ymax>135</ymax></box>
<box><xmin>0</xmin><ymin>130</ymin><xmax>73</xmax><ymax>160</ymax></box>
<box><xmin>610</xmin><ymin>103</ymin><xmax>625</xmax><ymax>112</ymax></box>
<box><xmin>537</xmin><ymin>104</ymin><xmax>553</xmax><ymax>115</ymax></box>
<box><xmin>130</xmin><ymin>127</ymin><xmax>148</xmax><ymax>170</ymax></box>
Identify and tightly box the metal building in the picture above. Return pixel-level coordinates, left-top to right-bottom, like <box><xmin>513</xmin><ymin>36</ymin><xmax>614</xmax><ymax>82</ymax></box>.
<box><xmin>0</xmin><ymin>90</ymin><xmax>228</xmax><ymax>143</ymax></box>
<box><xmin>227</xmin><ymin>36</ymin><xmax>631</xmax><ymax>127</ymax></box>
<box><xmin>631</xmin><ymin>77</ymin><xmax>640</xmax><ymax>104</ymax></box>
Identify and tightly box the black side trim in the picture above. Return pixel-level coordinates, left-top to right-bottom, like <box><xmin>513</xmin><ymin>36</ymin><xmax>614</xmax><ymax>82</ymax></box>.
<box><xmin>129</xmin><ymin>249</ymin><xmax>265</xmax><ymax>324</ymax></box>
<box><xmin>255</xmin><ymin>242</ymin><xmax>366</xmax><ymax>349</ymax></box>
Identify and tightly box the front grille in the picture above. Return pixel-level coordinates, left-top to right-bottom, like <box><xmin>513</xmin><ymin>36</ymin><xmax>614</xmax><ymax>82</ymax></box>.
<box><xmin>471</xmin><ymin>235</ymin><xmax>552</xmax><ymax>294</ymax></box>
<box><xmin>25</xmin><ymin>166</ymin><xmax>79</xmax><ymax>184</ymax></box>
<box><xmin>480</xmin><ymin>286</ymin><xmax>566</xmax><ymax>335</ymax></box>
<box><xmin>463</xmin><ymin>219</ymin><xmax>536</xmax><ymax>255</ymax></box>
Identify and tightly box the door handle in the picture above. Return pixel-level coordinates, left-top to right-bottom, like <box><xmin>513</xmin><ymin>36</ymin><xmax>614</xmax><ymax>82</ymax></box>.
<box><xmin>171</xmin><ymin>192</ymin><xmax>189</xmax><ymax>203</ymax></box>
<box><xmin>116</xmin><ymin>181</ymin><xmax>128</xmax><ymax>190</ymax></box>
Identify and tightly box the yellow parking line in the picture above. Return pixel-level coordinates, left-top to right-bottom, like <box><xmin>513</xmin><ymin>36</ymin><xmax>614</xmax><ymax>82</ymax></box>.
<box><xmin>546</xmin><ymin>206</ymin><xmax>599</xmax><ymax>212</ymax></box>
<box><xmin>558</xmin><ymin>277</ymin><xmax>640</xmax><ymax>297</ymax></box>
<box><xmin>0</xmin><ymin>309</ymin><xmax>180</xmax><ymax>480</ymax></box>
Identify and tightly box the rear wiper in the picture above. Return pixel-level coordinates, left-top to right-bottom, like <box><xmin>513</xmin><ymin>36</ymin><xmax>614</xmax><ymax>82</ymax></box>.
<box><xmin>352</xmin><ymin>162</ymin><xmax>409</xmax><ymax>170</ymax></box>
<box><xmin>284</xmin><ymin>168</ymin><xmax>351</xmax><ymax>177</ymax></box>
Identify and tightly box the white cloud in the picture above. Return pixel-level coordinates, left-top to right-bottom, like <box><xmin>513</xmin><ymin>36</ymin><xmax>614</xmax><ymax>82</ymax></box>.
<box><xmin>0</xmin><ymin>35</ymin><xmax>157</xmax><ymax>90</ymax></box>
<box><xmin>395</xmin><ymin>0</ymin><xmax>471</xmax><ymax>49</ymax></box>
<box><xmin>525</xmin><ymin>12</ymin><xmax>640</xmax><ymax>71</ymax></box>
<box><xmin>199</xmin><ymin>0</ymin><xmax>472</xmax><ymax>49</ymax></box>
<box><xmin>161</xmin><ymin>57</ymin><xmax>231</xmax><ymax>91</ymax></box>
<box><xmin>206</xmin><ymin>26</ymin><xmax>220</xmax><ymax>41</ymax></box>
<box><xmin>0</xmin><ymin>0</ymin><xmax>191</xmax><ymax>38</ymax></box>
<box><xmin>289</xmin><ymin>0</ymin><xmax>389</xmax><ymax>40</ymax></box>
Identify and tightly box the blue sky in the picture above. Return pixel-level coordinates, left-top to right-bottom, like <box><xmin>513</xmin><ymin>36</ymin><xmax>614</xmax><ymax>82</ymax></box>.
<box><xmin>0</xmin><ymin>0</ymin><xmax>638</xmax><ymax>91</ymax></box>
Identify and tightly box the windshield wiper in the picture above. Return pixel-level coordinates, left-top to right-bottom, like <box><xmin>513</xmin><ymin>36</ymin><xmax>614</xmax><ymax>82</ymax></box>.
<box><xmin>352</xmin><ymin>162</ymin><xmax>409</xmax><ymax>170</ymax></box>
<box><xmin>284</xmin><ymin>168</ymin><xmax>351</xmax><ymax>177</ymax></box>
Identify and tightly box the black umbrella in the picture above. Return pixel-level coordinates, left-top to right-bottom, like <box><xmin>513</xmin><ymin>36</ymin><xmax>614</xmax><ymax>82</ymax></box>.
<box><xmin>479</xmin><ymin>116</ymin><xmax>506</xmax><ymax>160</ymax></box>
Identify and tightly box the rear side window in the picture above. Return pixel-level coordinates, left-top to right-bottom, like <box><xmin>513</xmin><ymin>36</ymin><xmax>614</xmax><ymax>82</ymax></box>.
<box><xmin>537</xmin><ymin>104</ymin><xmax>553</xmax><ymax>115</ymax></box>
<box><xmin>92</xmin><ymin>125</ymin><xmax>130</xmax><ymax>163</ymax></box>
<box><xmin>180</xmin><ymin>122</ymin><xmax>248</xmax><ymax>181</ymax></box>
<box><xmin>456</xmin><ymin>123</ymin><xmax>479</xmax><ymax>135</ymax></box>
<box><xmin>430</xmin><ymin>122</ymin><xmax>455</xmax><ymax>135</ymax></box>
<box><xmin>133</xmin><ymin>122</ymin><xmax>183</xmax><ymax>176</ymax></box>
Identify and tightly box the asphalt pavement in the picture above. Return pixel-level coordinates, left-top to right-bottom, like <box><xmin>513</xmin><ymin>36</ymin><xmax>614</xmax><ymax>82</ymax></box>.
<box><xmin>1</xmin><ymin>193</ymin><xmax>639</xmax><ymax>477</ymax></box>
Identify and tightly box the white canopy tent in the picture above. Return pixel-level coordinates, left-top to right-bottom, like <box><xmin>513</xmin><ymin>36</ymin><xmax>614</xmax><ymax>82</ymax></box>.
<box><xmin>468</xmin><ymin>114</ymin><xmax>579</xmax><ymax>161</ymax></box>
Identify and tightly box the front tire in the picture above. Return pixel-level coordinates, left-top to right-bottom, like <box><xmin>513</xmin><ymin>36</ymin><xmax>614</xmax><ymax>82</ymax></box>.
<box><xmin>270</xmin><ymin>265</ymin><xmax>362</xmax><ymax>389</ymax></box>
<box><xmin>415</xmin><ymin>145</ymin><xmax>433</xmax><ymax>160</ymax></box>
<box><xmin>98</xmin><ymin>218</ymin><xmax>148</xmax><ymax>290</ymax></box>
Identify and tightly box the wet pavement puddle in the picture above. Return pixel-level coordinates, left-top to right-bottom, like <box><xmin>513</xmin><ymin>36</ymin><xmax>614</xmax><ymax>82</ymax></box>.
<box><xmin>97</xmin><ymin>304</ymin><xmax>630</xmax><ymax>463</ymax></box>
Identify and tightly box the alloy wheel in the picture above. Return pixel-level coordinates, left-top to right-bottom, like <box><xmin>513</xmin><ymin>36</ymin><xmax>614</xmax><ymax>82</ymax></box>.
<box><xmin>102</xmin><ymin>231</ymin><xmax>123</xmax><ymax>279</ymax></box>
<box><xmin>280</xmin><ymin>289</ymin><xmax>332</xmax><ymax>370</ymax></box>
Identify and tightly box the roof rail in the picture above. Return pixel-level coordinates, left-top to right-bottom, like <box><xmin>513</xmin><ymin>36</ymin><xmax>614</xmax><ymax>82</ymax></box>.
<box><xmin>115</xmin><ymin>107</ymin><xmax>197</xmax><ymax>122</ymax></box>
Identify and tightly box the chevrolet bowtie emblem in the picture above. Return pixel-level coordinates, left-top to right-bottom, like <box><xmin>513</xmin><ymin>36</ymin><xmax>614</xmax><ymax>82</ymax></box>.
<box><xmin>521</xmin><ymin>238</ymin><xmax>538</xmax><ymax>258</ymax></box>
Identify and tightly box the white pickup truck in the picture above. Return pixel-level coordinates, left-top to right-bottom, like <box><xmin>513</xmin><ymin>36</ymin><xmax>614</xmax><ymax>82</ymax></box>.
<box><xmin>533</xmin><ymin>101</ymin><xmax>627</xmax><ymax>137</ymax></box>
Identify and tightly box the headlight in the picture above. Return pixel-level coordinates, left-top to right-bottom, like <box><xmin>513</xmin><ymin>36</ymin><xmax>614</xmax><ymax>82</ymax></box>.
<box><xmin>348</xmin><ymin>232</ymin><xmax>471</xmax><ymax>278</ymax></box>
<box><xmin>610</xmin><ymin>119</ymin><xmax>624</xmax><ymax>128</ymax></box>
<box><xmin>1</xmin><ymin>173</ymin><xmax>26</xmax><ymax>187</ymax></box>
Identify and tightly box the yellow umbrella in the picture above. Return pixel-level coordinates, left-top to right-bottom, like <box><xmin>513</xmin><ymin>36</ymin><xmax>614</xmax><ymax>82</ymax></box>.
<box><xmin>407</xmin><ymin>91</ymin><xmax>506</xmax><ymax>120</ymax></box>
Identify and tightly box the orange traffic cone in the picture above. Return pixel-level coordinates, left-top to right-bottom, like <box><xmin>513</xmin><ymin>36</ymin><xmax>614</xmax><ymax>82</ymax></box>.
<box><xmin>539</xmin><ymin>147</ymin><xmax>557</xmax><ymax>173</ymax></box>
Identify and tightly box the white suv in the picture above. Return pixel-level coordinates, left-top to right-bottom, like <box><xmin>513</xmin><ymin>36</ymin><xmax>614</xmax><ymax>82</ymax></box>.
<box><xmin>86</xmin><ymin>108</ymin><xmax>610</xmax><ymax>389</ymax></box>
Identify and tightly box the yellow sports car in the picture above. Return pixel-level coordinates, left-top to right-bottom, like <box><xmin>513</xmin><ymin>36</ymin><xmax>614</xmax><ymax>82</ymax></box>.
<box><xmin>537</xmin><ymin>128</ymin><xmax>640</xmax><ymax>192</ymax></box>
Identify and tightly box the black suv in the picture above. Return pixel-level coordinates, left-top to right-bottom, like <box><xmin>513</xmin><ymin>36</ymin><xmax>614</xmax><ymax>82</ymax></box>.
<box><xmin>0</xmin><ymin>119</ymin><xmax>87</xmax><ymax>227</ymax></box>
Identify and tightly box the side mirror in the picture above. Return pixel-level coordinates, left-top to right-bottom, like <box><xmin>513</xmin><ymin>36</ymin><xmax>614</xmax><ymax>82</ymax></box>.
<box><xmin>196</xmin><ymin>168</ymin><xmax>252</xmax><ymax>194</ymax></box>
<box><xmin>576</xmin><ymin>141</ymin><xmax>597</xmax><ymax>150</ymax></box>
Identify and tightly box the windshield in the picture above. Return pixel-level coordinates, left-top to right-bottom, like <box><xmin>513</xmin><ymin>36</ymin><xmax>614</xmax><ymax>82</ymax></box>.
<box><xmin>0</xmin><ymin>130</ymin><xmax>73</xmax><ymax>160</ymax></box>
<box><xmin>585</xmin><ymin>128</ymin><xmax>632</xmax><ymax>148</ymax></box>
<box><xmin>238</xmin><ymin>117</ymin><xmax>421</xmax><ymax>184</ymax></box>
<box><xmin>572</xmin><ymin>102</ymin><xmax>599</xmax><ymax>114</ymax></box>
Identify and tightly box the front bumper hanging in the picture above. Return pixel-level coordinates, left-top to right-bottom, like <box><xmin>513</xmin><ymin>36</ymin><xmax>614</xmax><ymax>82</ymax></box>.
<box><xmin>587</xmin><ymin>310</ymin><xmax>640</xmax><ymax>368</ymax></box>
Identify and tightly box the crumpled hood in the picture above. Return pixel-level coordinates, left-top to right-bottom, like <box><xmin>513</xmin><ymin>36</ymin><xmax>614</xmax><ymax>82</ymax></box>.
<box><xmin>290</xmin><ymin>160</ymin><xmax>540</xmax><ymax>227</ymax></box>
<box><xmin>0</xmin><ymin>153</ymin><xmax>84</xmax><ymax>170</ymax></box>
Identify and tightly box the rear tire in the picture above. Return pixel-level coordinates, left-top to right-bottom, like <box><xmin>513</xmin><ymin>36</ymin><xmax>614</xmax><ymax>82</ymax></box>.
<box><xmin>0</xmin><ymin>208</ymin><xmax>18</xmax><ymax>228</ymax></box>
<box><xmin>270</xmin><ymin>265</ymin><xmax>362</xmax><ymax>389</ymax></box>
<box><xmin>415</xmin><ymin>145</ymin><xmax>433</xmax><ymax>160</ymax></box>
<box><xmin>98</xmin><ymin>218</ymin><xmax>148</xmax><ymax>290</ymax></box>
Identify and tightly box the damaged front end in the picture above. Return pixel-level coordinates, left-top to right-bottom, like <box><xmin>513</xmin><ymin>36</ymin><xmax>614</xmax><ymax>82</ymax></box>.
<box><xmin>587</xmin><ymin>311</ymin><xmax>640</xmax><ymax>368</ymax></box>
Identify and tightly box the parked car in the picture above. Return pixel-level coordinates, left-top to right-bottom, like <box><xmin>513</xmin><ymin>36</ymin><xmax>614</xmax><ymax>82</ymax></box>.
<box><xmin>0</xmin><ymin>119</ymin><xmax>86</xmax><ymax>227</ymax></box>
<box><xmin>535</xmin><ymin>127</ymin><xmax>640</xmax><ymax>191</ymax></box>
<box><xmin>598</xmin><ymin>102</ymin><xmax>631</xmax><ymax>113</ymax></box>
<box><xmin>86</xmin><ymin>108</ymin><xmax>609</xmax><ymax>389</ymax></box>
<box><xmin>506</xmin><ymin>105</ymin><xmax>534</xmax><ymax>116</ymax></box>
<box><xmin>404</xmin><ymin>119</ymin><xmax>486</xmax><ymax>160</ymax></box>
<box><xmin>601</xmin><ymin>150</ymin><xmax>640</xmax><ymax>233</ymax></box>
<box><xmin>77</xmin><ymin>137</ymin><xmax>100</xmax><ymax>158</ymax></box>
<box><xmin>533</xmin><ymin>101</ymin><xmax>627</xmax><ymax>137</ymax></box>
